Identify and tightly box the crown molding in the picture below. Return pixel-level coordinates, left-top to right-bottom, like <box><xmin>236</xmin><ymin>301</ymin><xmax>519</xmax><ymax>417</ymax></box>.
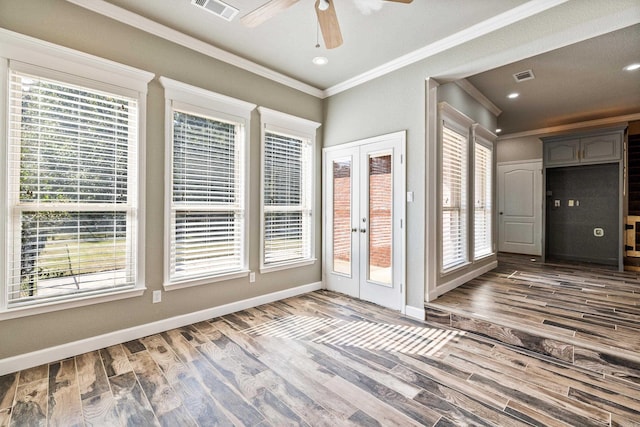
<box><xmin>455</xmin><ymin>79</ymin><xmax>502</xmax><ymax>117</ymax></box>
<box><xmin>498</xmin><ymin>113</ymin><xmax>640</xmax><ymax>140</ymax></box>
<box><xmin>323</xmin><ymin>0</ymin><xmax>569</xmax><ymax>97</ymax></box>
<box><xmin>65</xmin><ymin>0</ymin><xmax>324</xmax><ymax>99</ymax></box>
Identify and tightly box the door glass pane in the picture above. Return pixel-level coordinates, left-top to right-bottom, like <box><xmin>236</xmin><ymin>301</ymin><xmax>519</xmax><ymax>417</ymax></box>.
<box><xmin>333</xmin><ymin>160</ymin><xmax>351</xmax><ymax>275</ymax></box>
<box><xmin>368</xmin><ymin>154</ymin><xmax>392</xmax><ymax>285</ymax></box>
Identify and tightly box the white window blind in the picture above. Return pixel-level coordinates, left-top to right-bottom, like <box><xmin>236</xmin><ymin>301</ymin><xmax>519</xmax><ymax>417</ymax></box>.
<box><xmin>263</xmin><ymin>131</ymin><xmax>313</xmax><ymax>266</ymax></box>
<box><xmin>442</xmin><ymin>122</ymin><xmax>468</xmax><ymax>270</ymax></box>
<box><xmin>6</xmin><ymin>69</ymin><xmax>138</xmax><ymax>307</ymax></box>
<box><xmin>168</xmin><ymin>109</ymin><xmax>245</xmax><ymax>282</ymax></box>
<box><xmin>474</xmin><ymin>141</ymin><xmax>493</xmax><ymax>258</ymax></box>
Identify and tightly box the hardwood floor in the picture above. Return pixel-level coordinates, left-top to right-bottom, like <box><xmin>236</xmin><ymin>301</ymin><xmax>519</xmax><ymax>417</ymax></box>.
<box><xmin>2</xmin><ymin>285</ymin><xmax>640</xmax><ymax>426</ymax></box>
<box><xmin>426</xmin><ymin>253</ymin><xmax>640</xmax><ymax>385</ymax></box>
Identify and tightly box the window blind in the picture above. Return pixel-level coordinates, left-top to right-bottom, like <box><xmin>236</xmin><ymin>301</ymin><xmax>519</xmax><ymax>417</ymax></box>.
<box><xmin>474</xmin><ymin>142</ymin><xmax>493</xmax><ymax>258</ymax></box>
<box><xmin>7</xmin><ymin>70</ymin><xmax>138</xmax><ymax>306</ymax></box>
<box><xmin>169</xmin><ymin>110</ymin><xmax>244</xmax><ymax>282</ymax></box>
<box><xmin>263</xmin><ymin>131</ymin><xmax>312</xmax><ymax>266</ymax></box>
<box><xmin>442</xmin><ymin>123</ymin><xmax>468</xmax><ymax>270</ymax></box>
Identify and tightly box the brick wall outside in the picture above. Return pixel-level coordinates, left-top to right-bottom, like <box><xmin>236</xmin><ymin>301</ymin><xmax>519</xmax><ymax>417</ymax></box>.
<box><xmin>332</xmin><ymin>162</ymin><xmax>392</xmax><ymax>269</ymax></box>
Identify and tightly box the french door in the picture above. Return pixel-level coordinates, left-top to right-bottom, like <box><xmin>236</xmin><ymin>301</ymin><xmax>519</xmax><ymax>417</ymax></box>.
<box><xmin>323</xmin><ymin>132</ymin><xmax>405</xmax><ymax>311</ymax></box>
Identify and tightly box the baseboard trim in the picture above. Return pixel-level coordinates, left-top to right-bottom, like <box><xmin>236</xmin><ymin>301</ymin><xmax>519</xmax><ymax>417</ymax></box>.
<box><xmin>0</xmin><ymin>281</ymin><xmax>322</xmax><ymax>376</ymax></box>
<box><xmin>428</xmin><ymin>261</ymin><xmax>498</xmax><ymax>301</ymax></box>
<box><xmin>404</xmin><ymin>305</ymin><xmax>426</xmax><ymax>321</ymax></box>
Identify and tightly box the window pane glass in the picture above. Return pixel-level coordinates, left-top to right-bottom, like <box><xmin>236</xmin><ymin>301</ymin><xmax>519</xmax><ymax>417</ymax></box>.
<box><xmin>368</xmin><ymin>154</ymin><xmax>392</xmax><ymax>285</ymax></box>
<box><xmin>173</xmin><ymin>111</ymin><xmax>238</xmax><ymax>204</ymax></box>
<box><xmin>172</xmin><ymin>211</ymin><xmax>243</xmax><ymax>280</ymax></box>
<box><xmin>474</xmin><ymin>143</ymin><xmax>493</xmax><ymax>258</ymax></box>
<box><xmin>169</xmin><ymin>109</ymin><xmax>244</xmax><ymax>281</ymax></box>
<box><xmin>9</xmin><ymin>211</ymin><xmax>129</xmax><ymax>305</ymax></box>
<box><xmin>442</xmin><ymin>125</ymin><xmax>468</xmax><ymax>270</ymax></box>
<box><xmin>264</xmin><ymin>212</ymin><xmax>310</xmax><ymax>264</ymax></box>
<box><xmin>7</xmin><ymin>70</ymin><xmax>137</xmax><ymax>307</ymax></box>
<box><xmin>332</xmin><ymin>160</ymin><xmax>351</xmax><ymax>275</ymax></box>
<box><xmin>263</xmin><ymin>131</ymin><xmax>312</xmax><ymax>266</ymax></box>
<box><xmin>13</xmin><ymin>71</ymin><xmax>134</xmax><ymax>205</ymax></box>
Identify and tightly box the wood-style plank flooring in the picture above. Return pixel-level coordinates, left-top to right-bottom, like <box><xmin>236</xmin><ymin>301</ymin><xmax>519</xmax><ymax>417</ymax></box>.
<box><xmin>2</xmin><ymin>288</ymin><xmax>640</xmax><ymax>426</ymax></box>
<box><xmin>426</xmin><ymin>254</ymin><xmax>640</xmax><ymax>383</ymax></box>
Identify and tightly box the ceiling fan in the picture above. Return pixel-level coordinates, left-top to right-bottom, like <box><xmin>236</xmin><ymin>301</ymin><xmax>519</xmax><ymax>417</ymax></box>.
<box><xmin>241</xmin><ymin>0</ymin><xmax>413</xmax><ymax>49</ymax></box>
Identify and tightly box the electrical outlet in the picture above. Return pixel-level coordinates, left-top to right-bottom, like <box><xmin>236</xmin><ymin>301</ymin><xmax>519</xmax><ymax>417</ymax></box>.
<box><xmin>249</xmin><ymin>272</ymin><xmax>256</xmax><ymax>283</ymax></box>
<box><xmin>152</xmin><ymin>290</ymin><xmax>162</xmax><ymax>303</ymax></box>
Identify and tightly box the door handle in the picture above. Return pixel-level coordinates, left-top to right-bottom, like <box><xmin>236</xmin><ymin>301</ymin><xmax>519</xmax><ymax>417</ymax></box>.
<box><xmin>360</xmin><ymin>228</ymin><xmax>367</xmax><ymax>233</ymax></box>
<box><xmin>351</xmin><ymin>228</ymin><xmax>358</xmax><ymax>233</ymax></box>
<box><xmin>499</xmin><ymin>212</ymin><xmax>503</xmax><ymax>215</ymax></box>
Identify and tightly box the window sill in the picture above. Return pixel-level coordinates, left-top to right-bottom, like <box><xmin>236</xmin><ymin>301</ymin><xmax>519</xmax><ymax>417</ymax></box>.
<box><xmin>473</xmin><ymin>252</ymin><xmax>495</xmax><ymax>262</ymax></box>
<box><xmin>164</xmin><ymin>270</ymin><xmax>250</xmax><ymax>291</ymax></box>
<box><xmin>0</xmin><ymin>286</ymin><xmax>146</xmax><ymax>321</ymax></box>
<box><xmin>440</xmin><ymin>260</ymin><xmax>472</xmax><ymax>277</ymax></box>
<box><xmin>260</xmin><ymin>258</ymin><xmax>316</xmax><ymax>274</ymax></box>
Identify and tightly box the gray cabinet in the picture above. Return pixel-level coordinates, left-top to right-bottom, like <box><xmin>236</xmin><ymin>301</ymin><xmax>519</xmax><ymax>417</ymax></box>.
<box><xmin>543</xmin><ymin>128</ymin><xmax>622</xmax><ymax>167</ymax></box>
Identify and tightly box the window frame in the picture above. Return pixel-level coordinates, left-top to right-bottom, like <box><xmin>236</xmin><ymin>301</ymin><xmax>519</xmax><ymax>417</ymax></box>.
<box><xmin>160</xmin><ymin>77</ymin><xmax>255</xmax><ymax>290</ymax></box>
<box><xmin>438</xmin><ymin>102</ymin><xmax>474</xmax><ymax>275</ymax></box>
<box><xmin>472</xmin><ymin>124</ymin><xmax>496</xmax><ymax>260</ymax></box>
<box><xmin>0</xmin><ymin>28</ymin><xmax>153</xmax><ymax>320</ymax></box>
<box><xmin>258</xmin><ymin>107</ymin><xmax>320</xmax><ymax>273</ymax></box>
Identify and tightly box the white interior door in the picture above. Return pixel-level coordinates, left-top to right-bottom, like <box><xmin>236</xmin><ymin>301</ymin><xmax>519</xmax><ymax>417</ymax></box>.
<box><xmin>324</xmin><ymin>133</ymin><xmax>405</xmax><ymax>311</ymax></box>
<box><xmin>497</xmin><ymin>161</ymin><xmax>542</xmax><ymax>255</ymax></box>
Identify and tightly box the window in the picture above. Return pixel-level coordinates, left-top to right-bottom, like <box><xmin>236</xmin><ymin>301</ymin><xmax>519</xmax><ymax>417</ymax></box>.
<box><xmin>439</xmin><ymin>103</ymin><xmax>473</xmax><ymax>272</ymax></box>
<box><xmin>258</xmin><ymin>107</ymin><xmax>320</xmax><ymax>272</ymax></box>
<box><xmin>474</xmin><ymin>129</ymin><xmax>494</xmax><ymax>259</ymax></box>
<box><xmin>1</xmin><ymin>30</ymin><xmax>152</xmax><ymax>317</ymax></box>
<box><xmin>160</xmin><ymin>77</ymin><xmax>255</xmax><ymax>288</ymax></box>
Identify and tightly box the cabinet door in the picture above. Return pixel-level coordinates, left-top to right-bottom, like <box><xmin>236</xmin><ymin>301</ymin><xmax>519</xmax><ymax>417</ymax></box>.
<box><xmin>581</xmin><ymin>133</ymin><xmax>621</xmax><ymax>164</ymax></box>
<box><xmin>544</xmin><ymin>139</ymin><xmax>580</xmax><ymax>167</ymax></box>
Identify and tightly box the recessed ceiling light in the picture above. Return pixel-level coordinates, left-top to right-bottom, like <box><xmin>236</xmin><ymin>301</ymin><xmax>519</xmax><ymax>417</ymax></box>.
<box><xmin>496</xmin><ymin>128</ymin><xmax>502</xmax><ymax>133</ymax></box>
<box><xmin>624</xmin><ymin>63</ymin><xmax>640</xmax><ymax>71</ymax></box>
<box><xmin>507</xmin><ymin>92</ymin><xmax>519</xmax><ymax>99</ymax></box>
<box><xmin>312</xmin><ymin>56</ymin><xmax>328</xmax><ymax>66</ymax></box>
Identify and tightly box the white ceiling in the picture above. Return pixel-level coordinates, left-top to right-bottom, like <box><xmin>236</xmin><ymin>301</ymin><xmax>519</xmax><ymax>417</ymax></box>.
<box><xmin>67</xmin><ymin>0</ymin><xmax>640</xmax><ymax>135</ymax></box>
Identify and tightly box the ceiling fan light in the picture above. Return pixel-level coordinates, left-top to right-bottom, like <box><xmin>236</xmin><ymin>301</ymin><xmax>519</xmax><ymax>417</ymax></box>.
<box><xmin>318</xmin><ymin>0</ymin><xmax>330</xmax><ymax>11</ymax></box>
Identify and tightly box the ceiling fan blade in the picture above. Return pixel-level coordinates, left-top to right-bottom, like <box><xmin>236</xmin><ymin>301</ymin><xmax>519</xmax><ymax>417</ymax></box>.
<box><xmin>384</xmin><ymin>0</ymin><xmax>413</xmax><ymax>3</ymax></box>
<box><xmin>315</xmin><ymin>0</ymin><xmax>343</xmax><ymax>49</ymax></box>
<box><xmin>241</xmin><ymin>0</ymin><xmax>300</xmax><ymax>28</ymax></box>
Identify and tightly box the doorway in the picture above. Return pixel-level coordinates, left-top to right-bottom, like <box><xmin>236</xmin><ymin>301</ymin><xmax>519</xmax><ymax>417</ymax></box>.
<box><xmin>323</xmin><ymin>132</ymin><xmax>406</xmax><ymax>311</ymax></box>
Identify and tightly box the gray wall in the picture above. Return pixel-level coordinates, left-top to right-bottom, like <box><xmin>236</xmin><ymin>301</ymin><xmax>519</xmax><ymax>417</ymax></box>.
<box><xmin>0</xmin><ymin>0</ymin><xmax>323</xmax><ymax>359</ymax></box>
<box><xmin>497</xmin><ymin>136</ymin><xmax>543</xmax><ymax>163</ymax></box>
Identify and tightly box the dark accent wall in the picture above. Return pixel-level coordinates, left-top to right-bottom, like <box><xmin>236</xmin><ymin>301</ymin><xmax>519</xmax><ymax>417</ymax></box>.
<box><xmin>546</xmin><ymin>163</ymin><xmax>619</xmax><ymax>265</ymax></box>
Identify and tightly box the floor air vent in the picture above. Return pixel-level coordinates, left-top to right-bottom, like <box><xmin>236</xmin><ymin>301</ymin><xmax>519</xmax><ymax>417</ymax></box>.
<box><xmin>191</xmin><ymin>0</ymin><xmax>239</xmax><ymax>22</ymax></box>
<box><xmin>513</xmin><ymin>69</ymin><xmax>535</xmax><ymax>82</ymax></box>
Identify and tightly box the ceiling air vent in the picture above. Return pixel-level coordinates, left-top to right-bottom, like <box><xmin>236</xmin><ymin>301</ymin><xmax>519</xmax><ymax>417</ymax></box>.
<box><xmin>191</xmin><ymin>0</ymin><xmax>239</xmax><ymax>22</ymax></box>
<box><xmin>513</xmin><ymin>69</ymin><xmax>535</xmax><ymax>83</ymax></box>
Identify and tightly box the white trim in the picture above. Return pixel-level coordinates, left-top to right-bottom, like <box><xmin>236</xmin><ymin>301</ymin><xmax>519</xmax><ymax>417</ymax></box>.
<box><xmin>257</xmin><ymin>107</ymin><xmax>322</xmax><ymax>134</ymax></box>
<box><xmin>0</xmin><ymin>28</ymin><xmax>154</xmax><ymax>92</ymax></box>
<box><xmin>496</xmin><ymin>159</ymin><xmax>543</xmax><ymax>167</ymax></box>
<box><xmin>258</xmin><ymin>107</ymin><xmax>320</xmax><ymax>272</ymax></box>
<box><xmin>498</xmin><ymin>113</ymin><xmax>640</xmax><ymax>140</ymax></box>
<box><xmin>160</xmin><ymin>77</ymin><xmax>254</xmax><ymax>288</ymax></box>
<box><xmin>428</xmin><ymin>260</ymin><xmax>497</xmax><ymax>301</ymax></box>
<box><xmin>65</xmin><ymin>0</ymin><xmax>324</xmax><ymax>98</ymax></box>
<box><xmin>425</xmin><ymin>78</ymin><xmax>440</xmax><ymax>304</ymax></box>
<box><xmin>0</xmin><ymin>288</ymin><xmax>145</xmax><ymax>321</ymax></box>
<box><xmin>159</xmin><ymin>76</ymin><xmax>256</xmax><ymax>119</ymax></box>
<box><xmin>454</xmin><ymin>80</ymin><xmax>502</xmax><ymax>117</ymax></box>
<box><xmin>259</xmin><ymin>258</ymin><xmax>317</xmax><ymax>274</ymax></box>
<box><xmin>164</xmin><ymin>270</ymin><xmax>250</xmax><ymax>292</ymax></box>
<box><xmin>324</xmin><ymin>0</ymin><xmax>569</xmax><ymax>97</ymax></box>
<box><xmin>0</xmin><ymin>281</ymin><xmax>322</xmax><ymax>375</ymax></box>
<box><xmin>404</xmin><ymin>305</ymin><xmax>426</xmax><ymax>321</ymax></box>
<box><xmin>323</xmin><ymin>130</ymin><xmax>408</xmax><ymax>152</ymax></box>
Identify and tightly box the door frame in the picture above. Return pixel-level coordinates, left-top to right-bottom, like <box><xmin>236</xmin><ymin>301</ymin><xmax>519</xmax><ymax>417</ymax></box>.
<box><xmin>322</xmin><ymin>131</ymin><xmax>407</xmax><ymax>313</ymax></box>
